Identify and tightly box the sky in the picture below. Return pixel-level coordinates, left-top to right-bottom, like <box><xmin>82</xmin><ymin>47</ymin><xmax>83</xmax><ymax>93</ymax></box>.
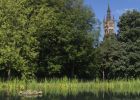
<box><xmin>84</xmin><ymin>0</ymin><xmax>140</xmax><ymax>39</ymax></box>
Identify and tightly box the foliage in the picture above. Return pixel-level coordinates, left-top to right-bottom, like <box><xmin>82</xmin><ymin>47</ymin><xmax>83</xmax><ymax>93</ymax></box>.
<box><xmin>0</xmin><ymin>0</ymin><xmax>139</xmax><ymax>80</ymax></box>
<box><xmin>0</xmin><ymin>0</ymin><xmax>38</xmax><ymax>79</ymax></box>
<box><xmin>117</xmin><ymin>10</ymin><xmax>140</xmax><ymax>78</ymax></box>
<box><xmin>0</xmin><ymin>0</ymin><xmax>98</xmax><ymax>80</ymax></box>
<box><xmin>98</xmin><ymin>10</ymin><xmax>140</xmax><ymax>79</ymax></box>
<box><xmin>36</xmin><ymin>0</ymin><xmax>98</xmax><ymax>79</ymax></box>
<box><xmin>1</xmin><ymin>79</ymin><xmax>140</xmax><ymax>96</ymax></box>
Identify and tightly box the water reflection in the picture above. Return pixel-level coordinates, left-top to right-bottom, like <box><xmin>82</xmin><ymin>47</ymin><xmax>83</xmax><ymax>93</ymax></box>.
<box><xmin>0</xmin><ymin>91</ymin><xmax>140</xmax><ymax>100</ymax></box>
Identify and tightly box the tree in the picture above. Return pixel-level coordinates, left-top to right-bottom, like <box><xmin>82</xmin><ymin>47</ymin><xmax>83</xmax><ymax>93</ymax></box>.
<box><xmin>118</xmin><ymin>10</ymin><xmax>140</xmax><ymax>42</ymax></box>
<box><xmin>0</xmin><ymin>0</ymin><xmax>38</xmax><ymax>80</ymax></box>
<box><xmin>0</xmin><ymin>0</ymin><xmax>99</xmax><ymax>80</ymax></box>
<box><xmin>36</xmin><ymin>0</ymin><xmax>98</xmax><ymax>79</ymax></box>
<box><xmin>117</xmin><ymin>10</ymin><xmax>140</xmax><ymax>78</ymax></box>
<box><xmin>97</xmin><ymin>10</ymin><xmax>140</xmax><ymax>79</ymax></box>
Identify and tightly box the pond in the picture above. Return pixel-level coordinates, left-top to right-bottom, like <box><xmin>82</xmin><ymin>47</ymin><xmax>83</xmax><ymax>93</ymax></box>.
<box><xmin>0</xmin><ymin>91</ymin><xmax>140</xmax><ymax>100</ymax></box>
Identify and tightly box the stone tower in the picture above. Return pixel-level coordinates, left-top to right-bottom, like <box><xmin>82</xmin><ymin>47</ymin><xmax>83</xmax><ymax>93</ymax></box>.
<box><xmin>103</xmin><ymin>3</ymin><xmax>115</xmax><ymax>38</ymax></box>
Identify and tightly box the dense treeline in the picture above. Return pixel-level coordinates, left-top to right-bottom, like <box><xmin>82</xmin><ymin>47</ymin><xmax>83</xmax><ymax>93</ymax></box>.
<box><xmin>0</xmin><ymin>0</ymin><xmax>98</xmax><ymax>80</ymax></box>
<box><xmin>98</xmin><ymin>10</ymin><xmax>140</xmax><ymax>79</ymax></box>
<box><xmin>0</xmin><ymin>0</ymin><xmax>139</xmax><ymax>80</ymax></box>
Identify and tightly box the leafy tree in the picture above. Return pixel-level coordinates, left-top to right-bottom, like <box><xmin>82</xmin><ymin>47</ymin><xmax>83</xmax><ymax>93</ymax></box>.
<box><xmin>98</xmin><ymin>34</ymin><xmax>118</xmax><ymax>79</ymax></box>
<box><xmin>0</xmin><ymin>0</ymin><xmax>38</xmax><ymax>80</ymax></box>
<box><xmin>118</xmin><ymin>10</ymin><xmax>140</xmax><ymax>42</ymax></box>
<box><xmin>98</xmin><ymin>10</ymin><xmax>140</xmax><ymax>79</ymax></box>
<box><xmin>36</xmin><ymin>0</ymin><xmax>98</xmax><ymax>79</ymax></box>
<box><xmin>117</xmin><ymin>10</ymin><xmax>140</xmax><ymax>78</ymax></box>
<box><xmin>0</xmin><ymin>0</ymin><xmax>100</xmax><ymax>80</ymax></box>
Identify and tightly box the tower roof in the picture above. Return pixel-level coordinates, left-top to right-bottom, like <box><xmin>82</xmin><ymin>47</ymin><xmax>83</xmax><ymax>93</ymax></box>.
<box><xmin>106</xmin><ymin>2</ymin><xmax>111</xmax><ymax>20</ymax></box>
<box><xmin>103</xmin><ymin>0</ymin><xmax>115</xmax><ymax>39</ymax></box>
<box><xmin>107</xmin><ymin>3</ymin><xmax>111</xmax><ymax>12</ymax></box>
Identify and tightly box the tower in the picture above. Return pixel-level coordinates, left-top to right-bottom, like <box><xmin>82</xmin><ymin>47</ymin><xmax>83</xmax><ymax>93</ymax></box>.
<box><xmin>103</xmin><ymin>3</ymin><xmax>115</xmax><ymax>38</ymax></box>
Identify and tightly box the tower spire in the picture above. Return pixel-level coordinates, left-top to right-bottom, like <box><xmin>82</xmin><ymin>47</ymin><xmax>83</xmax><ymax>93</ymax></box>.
<box><xmin>107</xmin><ymin>2</ymin><xmax>110</xmax><ymax>12</ymax></box>
<box><xmin>103</xmin><ymin>0</ymin><xmax>115</xmax><ymax>39</ymax></box>
<box><xmin>107</xmin><ymin>1</ymin><xmax>111</xmax><ymax>20</ymax></box>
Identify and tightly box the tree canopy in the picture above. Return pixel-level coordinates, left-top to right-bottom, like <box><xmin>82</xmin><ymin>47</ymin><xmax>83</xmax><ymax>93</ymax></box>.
<box><xmin>0</xmin><ymin>0</ymin><xmax>99</xmax><ymax>80</ymax></box>
<box><xmin>0</xmin><ymin>0</ymin><xmax>139</xmax><ymax>80</ymax></box>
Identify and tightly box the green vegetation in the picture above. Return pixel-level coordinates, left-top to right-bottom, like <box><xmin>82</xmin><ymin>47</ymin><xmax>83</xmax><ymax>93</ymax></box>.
<box><xmin>1</xmin><ymin>79</ymin><xmax>140</xmax><ymax>96</ymax></box>
<box><xmin>0</xmin><ymin>0</ymin><xmax>98</xmax><ymax>80</ymax></box>
<box><xmin>0</xmin><ymin>0</ymin><xmax>140</xmax><ymax>82</ymax></box>
<box><xmin>0</xmin><ymin>1</ymin><xmax>140</xmax><ymax>99</ymax></box>
<box><xmin>97</xmin><ymin>10</ymin><xmax>140</xmax><ymax>79</ymax></box>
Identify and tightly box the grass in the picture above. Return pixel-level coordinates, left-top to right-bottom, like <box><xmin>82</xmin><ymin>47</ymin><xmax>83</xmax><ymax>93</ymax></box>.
<box><xmin>0</xmin><ymin>78</ymin><xmax>140</xmax><ymax>96</ymax></box>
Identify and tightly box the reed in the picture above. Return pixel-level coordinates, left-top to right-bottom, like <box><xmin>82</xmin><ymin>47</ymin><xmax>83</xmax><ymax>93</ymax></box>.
<box><xmin>0</xmin><ymin>78</ymin><xmax>140</xmax><ymax>96</ymax></box>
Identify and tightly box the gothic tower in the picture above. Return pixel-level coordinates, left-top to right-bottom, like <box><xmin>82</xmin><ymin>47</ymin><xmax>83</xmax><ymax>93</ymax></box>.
<box><xmin>103</xmin><ymin>3</ymin><xmax>115</xmax><ymax>38</ymax></box>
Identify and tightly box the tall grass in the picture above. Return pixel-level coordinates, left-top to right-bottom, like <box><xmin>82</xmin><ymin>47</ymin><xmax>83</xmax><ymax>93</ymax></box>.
<box><xmin>0</xmin><ymin>78</ymin><xmax>140</xmax><ymax>96</ymax></box>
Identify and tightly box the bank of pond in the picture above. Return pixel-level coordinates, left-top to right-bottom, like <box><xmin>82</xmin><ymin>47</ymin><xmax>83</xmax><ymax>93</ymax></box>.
<box><xmin>0</xmin><ymin>78</ymin><xmax>140</xmax><ymax>100</ymax></box>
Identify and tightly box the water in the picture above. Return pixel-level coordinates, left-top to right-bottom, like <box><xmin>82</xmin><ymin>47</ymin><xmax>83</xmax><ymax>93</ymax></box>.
<box><xmin>0</xmin><ymin>91</ymin><xmax>140</xmax><ymax>100</ymax></box>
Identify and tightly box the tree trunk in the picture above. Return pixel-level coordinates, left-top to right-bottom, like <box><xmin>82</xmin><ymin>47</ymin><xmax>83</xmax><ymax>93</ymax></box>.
<box><xmin>102</xmin><ymin>70</ymin><xmax>105</xmax><ymax>81</ymax></box>
<box><xmin>8</xmin><ymin>69</ymin><xmax>11</xmax><ymax>80</ymax></box>
<box><xmin>71</xmin><ymin>64</ymin><xmax>75</xmax><ymax>78</ymax></box>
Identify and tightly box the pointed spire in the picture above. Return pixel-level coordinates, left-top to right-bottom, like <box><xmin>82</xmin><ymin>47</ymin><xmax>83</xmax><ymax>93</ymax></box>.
<box><xmin>107</xmin><ymin>1</ymin><xmax>111</xmax><ymax>20</ymax></box>
<box><xmin>107</xmin><ymin>2</ymin><xmax>111</xmax><ymax>12</ymax></box>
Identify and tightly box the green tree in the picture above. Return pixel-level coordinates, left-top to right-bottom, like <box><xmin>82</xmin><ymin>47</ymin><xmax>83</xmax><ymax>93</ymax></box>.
<box><xmin>36</xmin><ymin>0</ymin><xmax>98</xmax><ymax>79</ymax></box>
<box><xmin>0</xmin><ymin>0</ymin><xmax>99</xmax><ymax>80</ymax></box>
<box><xmin>98</xmin><ymin>10</ymin><xmax>140</xmax><ymax>79</ymax></box>
<box><xmin>117</xmin><ymin>10</ymin><xmax>140</xmax><ymax>78</ymax></box>
<box><xmin>0</xmin><ymin>0</ymin><xmax>38</xmax><ymax>80</ymax></box>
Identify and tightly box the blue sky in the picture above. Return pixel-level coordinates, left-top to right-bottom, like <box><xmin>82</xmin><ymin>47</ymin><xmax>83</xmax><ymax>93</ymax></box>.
<box><xmin>84</xmin><ymin>0</ymin><xmax>140</xmax><ymax>39</ymax></box>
